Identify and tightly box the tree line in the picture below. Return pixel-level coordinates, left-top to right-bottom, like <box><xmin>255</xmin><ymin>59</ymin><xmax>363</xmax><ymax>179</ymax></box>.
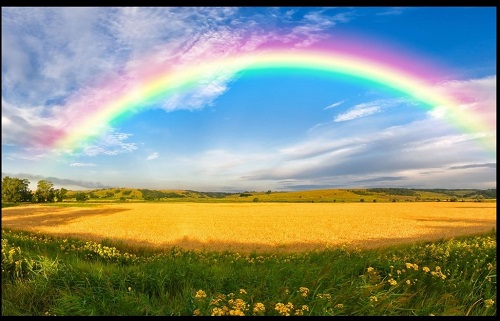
<box><xmin>1</xmin><ymin>176</ymin><xmax>67</xmax><ymax>203</ymax></box>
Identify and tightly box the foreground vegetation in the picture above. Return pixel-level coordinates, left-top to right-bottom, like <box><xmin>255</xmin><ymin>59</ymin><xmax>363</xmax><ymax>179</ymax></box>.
<box><xmin>2</xmin><ymin>228</ymin><xmax>496</xmax><ymax>316</ymax></box>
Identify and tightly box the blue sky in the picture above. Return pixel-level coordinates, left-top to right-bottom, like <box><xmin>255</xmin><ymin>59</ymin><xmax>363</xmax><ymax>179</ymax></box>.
<box><xmin>1</xmin><ymin>7</ymin><xmax>496</xmax><ymax>192</ymax></box>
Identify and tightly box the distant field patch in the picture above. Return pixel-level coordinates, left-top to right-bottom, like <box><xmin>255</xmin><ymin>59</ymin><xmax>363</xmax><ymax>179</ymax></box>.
<box><xmin>1</xmin><ymin>202</ymin><xmax>495</xmax><ymax>253</ymax></box>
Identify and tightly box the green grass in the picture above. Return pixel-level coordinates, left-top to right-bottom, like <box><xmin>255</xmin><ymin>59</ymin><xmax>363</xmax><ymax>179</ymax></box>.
<box><xmin>1</xmin><ymin>202</ymin><xmax>23</xmax><ymax>208</ymax></box>
<box><xmin>1</xmin><ymin>228</ymin><xmax>496</xmax><ymax>316</ymax></box>
<box><xmin>37</xmin><ymin>203</ymin><xmax>102</xmax><ymax>208</ymax></box>
<box><xmin>61</xmin><ymin>187</ymin><xmax>495</xmax><ymax>203</ymax></box>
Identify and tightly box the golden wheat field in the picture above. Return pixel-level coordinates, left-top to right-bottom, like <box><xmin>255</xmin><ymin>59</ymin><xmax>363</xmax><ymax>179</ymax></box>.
<box><xmin>1</xmin><ymin>202</ymin><xmax>496</xmax><ymax>253</ymax></box>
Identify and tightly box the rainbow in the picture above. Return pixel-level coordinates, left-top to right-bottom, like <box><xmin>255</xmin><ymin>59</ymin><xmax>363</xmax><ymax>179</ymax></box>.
<box><xmin>50</xmin><ymin>43</ymin><xmax>495</xmax><ymax>153</ymax></box>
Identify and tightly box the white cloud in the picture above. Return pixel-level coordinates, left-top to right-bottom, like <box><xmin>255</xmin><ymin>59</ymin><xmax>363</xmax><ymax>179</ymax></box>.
<box><xmin>146</xmin><ymin>152</ymin><xmax>159</xmax><ymax>160</ymax></box>
<box><xmin>376</xmin><ymin>7</ymin><xmax>405</xmax><ymax>16</ymax></box>
<box><xmin>431</xmin><ymin>76</ymin><xmax>496</xmax><ymax>130</ymax></box>
<box><xmin>70</xmin><ymin>162</ymin><xmax>97</xmax><ymax>167</ymax></box>
<box><xmin>79</xmin><ymin>129</ymin><xmax>137</xmax><ymax>157</ymax></box>
<box><xmin>1</xmin><ymin>98</ymin><xmax>60</xmax><ymax>148</ymax></box>
<box><xmin>334</xmin><ymin>105</ymin><xmax>381</xmax><ymax>122</ymax></box>
<box><xmin>333</xmin><ymin>98</ymin><xmax>413</xmax><ymax>122</ymax></box>
<box><xmin>323</xmin><ymin>100</ymin><xmax>346</xmax><ymax>110</ymax></box>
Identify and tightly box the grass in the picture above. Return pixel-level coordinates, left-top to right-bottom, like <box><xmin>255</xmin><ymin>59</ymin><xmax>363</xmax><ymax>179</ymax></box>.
<box><xmin>61</xmin><ymin>187</ymin><xmax>495</xmax><ymax>203</ymax></box>
<box><xmin>1</xmin><ymin>202</ymin><xmax>22</xmax><ymax>208</ymax></box>
<box><xmin>34</xmin><ymin>203</ymin><xmax>102</xmax><ymax>208</ymax></box>
<box><xmin>1</xmin><ymin>228</ymin><xmax>496</xmax><ymax>316</ymax></box>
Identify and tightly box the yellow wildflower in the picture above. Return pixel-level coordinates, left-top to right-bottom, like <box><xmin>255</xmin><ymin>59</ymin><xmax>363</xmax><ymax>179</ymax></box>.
<box><xmin>231</xmin><ymin>298</ymin><xmax>247</xmax><ymax>311</ymax></box>
<box><xmin>195</xmin><ymin>289</ymin><xmax>207</xmax><ymax>300</ymax></box>
<box><xmin>229</xmin><ymin>309</ymin><xmax>245</xmax><ymax>316</ymax></box>
<box><xmin>484</xmin><ymin>299</ymin><xmax>494</xmax><ymax>308</ymax></box>
<box><xmin>275</xmin><ymin>302</ymin><xmax>294</xmax><ymax>316</ymax></box>
<box><xmin>294</xmin><ymin>309</ymin><xmax>304</xmax><ymax>316</ymax></box>
<box><xmin>299</xmin><ymin>287</ymin><xmax>310</xmax><ymax>297</ymax></box>
<box><xmin>211</xmin><ymin>307</ymin><xmax>227</xmax><ymax>316</ymax></box>
<box><xmin>253</xmin><ymin>302</ymin><xmax>266</xmax><ymax>314</ymax></box>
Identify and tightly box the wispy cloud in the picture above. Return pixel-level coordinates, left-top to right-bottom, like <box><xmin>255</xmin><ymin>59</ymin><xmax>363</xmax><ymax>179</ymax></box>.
<box><xmin>448</xmin><ymin>163</ymin><xmax>496</xmax><ymax>170</ymax></box>
<box><xmin>334</xmin><ymin>105</ymin><xmax>380</xmax><ymax>122</ymax></box>
<box><xmin>376</xmin><ymin>7</ymin><xmax>406</xmax><ymax>16</ymax></box>
<box><xmin>430</xmin><ymin>76</ymin><xmax>496</xmax><ymax>131</ymax></box>
<box><xmin>333</xmin><ymin>98</ymin><xmax>413</xmax><ymax>122</ymax></box>
<box><xmin>236</xmin><ymin>96</ymin><xmax>495</xmax><ymax>189</ymax></box>
<box><xmin>146</xmin><ymin>152</ymin><xmax>159</xmax><ymax>160</ymax></box>
<box><xmin>70</xmin><ymin>162</ymin><xmax>96</xmax><ymax>167</ymax></box>
<box><xmin>353</xmin><ymin>176</ymin><xmax>407</xmax><ymax>183</ymax></box>
<box><xmin>323</xmin><ymin>100</ymin><xmax>346</xmax><ymax>110</ymax></box>
<box><xmin>78</xmin><ymin>129</ymin><xmax>137</xmax><ymax>157</ymax></box>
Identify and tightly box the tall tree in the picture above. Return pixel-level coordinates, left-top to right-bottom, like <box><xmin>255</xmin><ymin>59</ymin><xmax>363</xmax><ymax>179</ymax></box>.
<box><xmin>1</xmin><ymin>176</ymin><xmax>32</xmax><ymax>203</ymax></box>
<box><xmin>53</xmin><ymin>187</ymin><xmax>68</xmax><ymax>202</ymax></box>
<box><xmin>35</xmin><ymin>180</ymin><xmax>55</xmax><ymax>203</ymax></box>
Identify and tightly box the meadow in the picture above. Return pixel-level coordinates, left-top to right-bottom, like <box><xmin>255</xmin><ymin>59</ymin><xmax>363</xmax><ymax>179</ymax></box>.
<box><xmin>1</xmin><ymin>201</ymin><xmax>497</xmax><ymax>316</ymax></box>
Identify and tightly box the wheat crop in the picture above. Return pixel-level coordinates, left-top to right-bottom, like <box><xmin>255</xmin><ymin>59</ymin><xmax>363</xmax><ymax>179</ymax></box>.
<box><xmin>1</xmin><ymin>202</ymin><xmax>495</xmax><ymax>252</ymax></box>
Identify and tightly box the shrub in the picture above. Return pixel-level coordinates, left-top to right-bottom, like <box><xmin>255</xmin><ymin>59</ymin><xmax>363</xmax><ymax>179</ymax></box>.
<box><xmin>75</xmin><ymin>192</ymin><xmax>88</xmax><ymax>202</ymax></box>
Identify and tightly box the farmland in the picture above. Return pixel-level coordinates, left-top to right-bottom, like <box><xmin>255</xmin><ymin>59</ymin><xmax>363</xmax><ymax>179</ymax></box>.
<box><xmin>1</xmin><ymin>202</ymin><xmax>495</xmax><ymax>253</ymax></box>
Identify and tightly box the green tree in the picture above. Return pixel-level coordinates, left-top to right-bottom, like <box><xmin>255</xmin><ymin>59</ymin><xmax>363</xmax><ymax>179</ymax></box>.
<box><xmin>53</xmin><ymin>187</ymin><xmax>68</xmax><ymax>202</ymax></box>
<box><xmin>1</xmin><ymin>176</ymin><xmax>32</xmax><ymax>203</ymax></box>
<box><xmin>75</xmin><ymin>192</ymin><xmax>88</xmax><ymax>202</ymax></box>
<box><xmin>35</xmin><ymin>180</ymin><xmax>55</xmax><ymax>203</ymax></box>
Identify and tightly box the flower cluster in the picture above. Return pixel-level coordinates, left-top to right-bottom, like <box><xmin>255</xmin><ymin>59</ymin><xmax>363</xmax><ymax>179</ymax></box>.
<box><xmin>193</xmin><ymin>289</ymin><xmax>265</xmax><ymax>316</ymax></box>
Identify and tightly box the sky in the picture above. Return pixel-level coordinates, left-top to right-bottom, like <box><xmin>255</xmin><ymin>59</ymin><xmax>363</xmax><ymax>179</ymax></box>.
<box><xmin>1</xmin><ymin>7</ymin><xmax>496</xmax><ymax>192</ymax></box>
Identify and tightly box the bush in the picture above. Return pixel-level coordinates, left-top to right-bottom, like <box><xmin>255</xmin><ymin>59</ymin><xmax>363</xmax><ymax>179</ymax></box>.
<box><xmin>75</xmin><ymin>192</ymin><xmax>88</xmax><ymax>202</ymax></box>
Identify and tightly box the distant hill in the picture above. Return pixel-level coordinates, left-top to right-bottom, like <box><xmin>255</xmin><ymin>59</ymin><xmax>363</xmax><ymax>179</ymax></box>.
<box><xmin>64</xmin><ymin>187</ymin><xmax>496</xmax><ymax>203</ymax></box>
